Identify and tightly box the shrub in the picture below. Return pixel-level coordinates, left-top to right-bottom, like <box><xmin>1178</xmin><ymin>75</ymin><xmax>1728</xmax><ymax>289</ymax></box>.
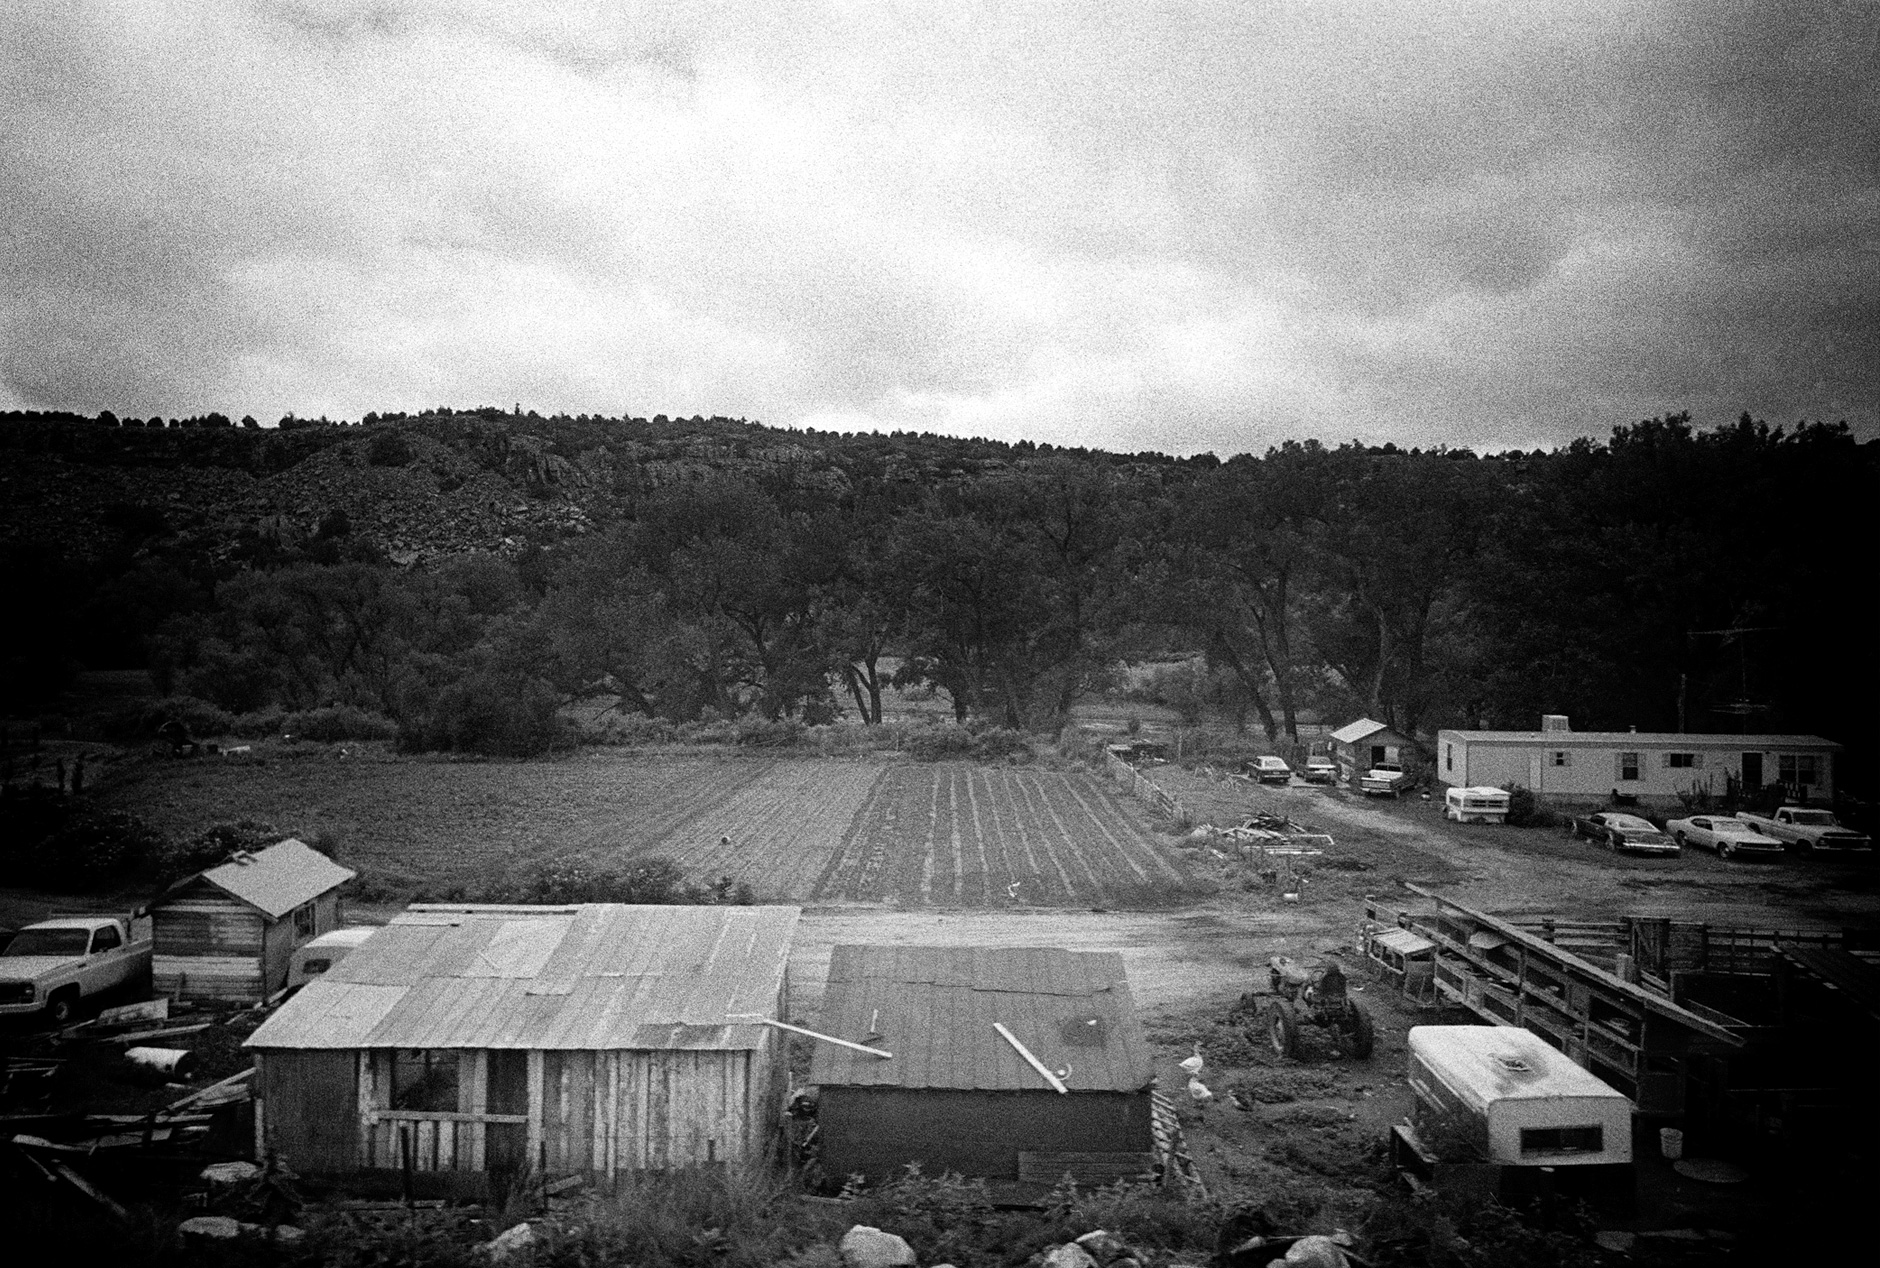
<box><xmin>31</xmin><ymin>807</ymin><xmax>163</xmax><ymax>890</ymax></box>
<box><xmin>486</xmin><ymin>856</ymin><xmax>755</xmax><ymax>906</ymax></box>
<box><xmin>136</xmin><ymin>695</ymin><xmax>236</xmax><ymax>740</ymax></box>
<box><xmin>367</xmin><ymin>427</ymin><xmax>415</xmax><ymax>466</ymax></box>
<box><xmin>401</xmin><ymin>672</ymin><xmax>567</xmax><ymax>757</ymax></box>
<box><xmin>904</xmin><ymin>722</ymin><xmax>977</xmax><ymax>761</ymax></box>
<box><xmin>286</xmin><ymin>704</ymin><xmax>398</xmax><ymax>743</ymax></box>
<box><xmin>161</xmin><ymin>819</ymin><xmax>280</xmax><ymax>881</ymax></box>
<box><xmin>736</xmin><ymin>717</ymin><xmax>805</xmax><ymax>747</ymax></box>
<box><xmin>1504</xmin><ymin>784</ymin><xmax>1557</xmax><ymax>828</ymax></box>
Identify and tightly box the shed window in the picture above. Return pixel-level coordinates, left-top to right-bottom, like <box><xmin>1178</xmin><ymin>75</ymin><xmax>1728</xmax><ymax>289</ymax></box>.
<box><xmin>1617</xmin><ymin>752</ymin><xmax>1640</xmax><ymax>781</ymax></box>
<box><xmin>293</xmin><ymin>902</ymin><xmax>316</xmax><ymax>939</ymax></box>
<box><xmin>392</xmin><ymin>1050</ymin><xmax>460</xmax><ymax>1112</ymax></box>
<box><xmin>1520</xmin><ymin>1125</ymin><xmax>1603</xmax><ymax>1155</ymax></box>
<box><xmin>1550</xmin><ymin>751</ymin><xmax>1571</xmax><ymax>768</ymax></box>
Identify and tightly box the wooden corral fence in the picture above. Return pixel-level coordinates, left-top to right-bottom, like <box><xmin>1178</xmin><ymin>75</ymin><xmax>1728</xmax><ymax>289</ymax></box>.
<box><xmin>1623</xmin><ymin>918</ymin><xmax>1869</xmax><ymax>989</ymax></box>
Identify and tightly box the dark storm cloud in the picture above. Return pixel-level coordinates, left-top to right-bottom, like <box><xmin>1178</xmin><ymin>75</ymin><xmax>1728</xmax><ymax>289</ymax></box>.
<box><xmin>1</xmin><ymin>1</ymin><xmax>1873</xmax><ymax>451</ymax></box>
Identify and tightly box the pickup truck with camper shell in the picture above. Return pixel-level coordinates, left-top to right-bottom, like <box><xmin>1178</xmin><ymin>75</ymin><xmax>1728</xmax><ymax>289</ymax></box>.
<box><xmin>0</xmin><ymin>915</ymin><xmax>153</xmax><ymax>1024</ymax></box>
<box><xmin>1565</xmin><ymin>812</ymin><xmax>1680</xmax><ymax>857</ymax></box>
<box><xmin>1360</xmin><ymin>762</ymin><xmax>1407</xmax><ymax>797</ymax></box>
<box><xmin>1663</xmin><ymin>814</ymin><xmax>1786</xmax><ymax>860</ymax></box>
<box><xmin>1735</xmin><ymin>806</ymin><xmax>1871</xmax><ymax>854</ymax></box>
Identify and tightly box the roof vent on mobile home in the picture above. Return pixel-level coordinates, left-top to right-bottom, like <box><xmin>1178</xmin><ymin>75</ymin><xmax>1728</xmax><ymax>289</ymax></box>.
<box><xmin>1541</xmin><ymin>715</ymin><xmax>1570</xmax><ymax>732</ymax></box>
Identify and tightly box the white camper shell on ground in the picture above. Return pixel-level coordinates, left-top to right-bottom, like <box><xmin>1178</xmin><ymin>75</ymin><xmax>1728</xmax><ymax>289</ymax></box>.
<box><xmin>285</xmin><ymin>926</ymin><xmax>377</xmax><ymax>992</ymax></box>
<box><xmin>1407</xmin><ymin>1025</ymin><xmax>1631</xmax><ymax>1167</ymax></box>
<box><xmin>1444</xmin><ymin>786</ymin><xmax>1511</xmax><ymax>824</ymax></box>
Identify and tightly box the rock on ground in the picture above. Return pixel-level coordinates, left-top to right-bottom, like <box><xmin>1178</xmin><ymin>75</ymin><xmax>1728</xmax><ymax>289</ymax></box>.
<box><xmin>839</xmin><ymin>1225</ymin><xmax>917</xmax><ymax>1268</ymax></box>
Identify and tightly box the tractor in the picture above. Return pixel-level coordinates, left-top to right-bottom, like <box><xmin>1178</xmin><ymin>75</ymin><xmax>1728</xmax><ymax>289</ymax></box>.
<box><xmin>1243</xmin><ymin>955</ymin><xmax>1375</xmax><ymax>1060</ymax></box>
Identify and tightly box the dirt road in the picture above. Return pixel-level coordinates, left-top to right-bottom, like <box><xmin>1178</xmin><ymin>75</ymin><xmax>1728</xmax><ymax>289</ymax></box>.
<box><xmin>789</xmin><ymin>903</ymin><xmax>1346</xmax><ymax>1021</ymax></box>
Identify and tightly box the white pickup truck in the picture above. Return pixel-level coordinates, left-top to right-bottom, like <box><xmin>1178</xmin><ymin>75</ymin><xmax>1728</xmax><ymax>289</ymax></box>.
<box><xmin>1360</xmin><ymin>762</ymin><xmax>1407</xmax><ymax>797</ymax></box>
<box><xmin>1735</xmin><ymin>807</ymin><xmax>1872</xmax><ymax>854</ymax></box>
<box><xmin>0</xmin><ymin>915</ymin><xmax>154</xmax><ymax>1024</ymax></box>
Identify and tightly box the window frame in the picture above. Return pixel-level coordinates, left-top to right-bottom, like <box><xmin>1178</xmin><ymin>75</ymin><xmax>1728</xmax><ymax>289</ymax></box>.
<box><xmin>1618</xmin><ymin>751</ymin><xmax>1641</xmax><ymax>782</ymax></box>
<box><xmin>390</xmin><ymin>1049</ymin><xmax>462</xmax><ymax>1113</ymax></box>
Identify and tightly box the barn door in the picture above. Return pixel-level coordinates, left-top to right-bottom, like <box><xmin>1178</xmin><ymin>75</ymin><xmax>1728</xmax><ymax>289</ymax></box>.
<box><xmin>485</xmin><ymin>1050</ymin><xmax>528</xmax><ymax>1178</ymax></box>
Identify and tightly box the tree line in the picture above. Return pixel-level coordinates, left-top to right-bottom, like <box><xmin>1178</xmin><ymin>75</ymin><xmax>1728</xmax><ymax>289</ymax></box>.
<box><xmin>4</xmin><ymin>412</ymin><xmax>1872</xmax><ymax>784</ymax></box>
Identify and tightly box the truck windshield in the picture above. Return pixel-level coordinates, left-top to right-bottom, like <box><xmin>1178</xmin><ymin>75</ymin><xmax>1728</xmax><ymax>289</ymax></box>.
<box><xmin>2</xmin><ymin>928</ymin><xmax>92</xmax><ymax>957</ymax></box>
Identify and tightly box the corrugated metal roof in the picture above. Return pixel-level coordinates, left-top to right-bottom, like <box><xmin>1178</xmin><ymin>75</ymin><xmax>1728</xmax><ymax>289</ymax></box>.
<box><xmin>808</xmin><ymin>946</ymin><xmax>1153</xmax><ymax>1094</ymax></box>
<box><xmin>171</xmin><ymin>838</ymin><xmax>355</xmax><ymax>918</ymax></box>
<box><xmin>245</xmin><ymin>903</ymin><xmax>798</xmax><ymax>1052</ymax></box>
<box><xmin>1330</xmin><ymin>718</ymin><xmax>1394</xmax><ymax>744</ymax></box>
<box><xmin>1440</xmin><ymin>729</ymin><xmax>1841</xmax><ymax>749</ymax></box>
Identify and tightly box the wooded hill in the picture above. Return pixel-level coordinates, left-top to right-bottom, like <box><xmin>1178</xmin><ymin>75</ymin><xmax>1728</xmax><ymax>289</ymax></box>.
<box><xmin>2</xmin><ymin>408</ymin><xmax>1873</xmax><ymax>790</ymax></box>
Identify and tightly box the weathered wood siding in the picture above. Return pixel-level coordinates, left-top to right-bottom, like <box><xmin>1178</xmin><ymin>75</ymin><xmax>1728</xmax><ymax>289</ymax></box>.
<box><xmin>261</xmin><ymin>907</ymin><xmax>302</xmax><ymax>996</ymax></box>
<box><xmin>818</xmin><ymin>1086</ymin><xmax>1153</xmax><ymax>1181</ymax></box>
<box><xmin>255</xmin><ymin>1050</ymin><xmax>359</xmax><ymax>1172</ymax></box>
<box><xmin>152</xmin><ymin>884</ymin><xmax>266</xmax><ymax>1000</ymax></box>
<box><xmin>345</xmin><ymin>1042</ymin><xmax>775</xmax><ymax>1179</ymax></box>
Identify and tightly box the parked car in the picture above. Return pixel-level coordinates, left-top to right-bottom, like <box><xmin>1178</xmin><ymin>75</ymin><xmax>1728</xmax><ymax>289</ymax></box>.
<box><xmin>1664</xmin><ymin>815</ymin><xmax>1785</xmax><ymax>860</ymax></box>
<box><xmin>1566</xmin><ymin>812</ymin><xmax>1680</xmax><ymax>856</ymax></box>
<box><xmin>1301</xmin><ymin>756</ymin><xmax>1338</xmax><ymax>785</ymax></box>
<box><xmin>1249</xmin><ymin>755</ymin><xmax>1293</xmax><ymax>784</ymax></box>
<box><xmin>0</xmin><ymin>915</ymin><xmax>154</xmax><ymax>1024</ymax></box>
<box><xmin>1360</xmin><ymin>762</ymin><xmax>1407</xmax><ymax>797</ymax></box>
<box><xmin>1735</xmin><ymin>807</ymin><xmax>1872</xmax><ymax>854</ymax></box>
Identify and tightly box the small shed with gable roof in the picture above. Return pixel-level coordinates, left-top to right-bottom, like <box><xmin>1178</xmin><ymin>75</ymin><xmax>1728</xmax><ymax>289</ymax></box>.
<box><xmin>148</xmin><ymin>837</ymin><xmax>355</xmax><ymax>1002</ymax></box>
<box><xmin>243</xmin><ymin>902</ymin><xmax>799</xmax><ymax>1192</ymax></box>
<box><xmin>809</xmin><ymin>945</ymin><xmax>1156</xmax><ymax>1187</ymax></box>
<box><xmin>1330</xmin><ymin>717</ymin><xmax>1416</xmax><ymax>785</ymax></box>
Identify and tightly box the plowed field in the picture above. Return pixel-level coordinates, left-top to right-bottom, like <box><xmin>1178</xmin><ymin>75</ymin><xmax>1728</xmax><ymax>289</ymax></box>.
<box><xmin>811</xmin><ymin>763</ymin><xmax>1195</xmax><ymax>907</ymax></box>
<box><xmin>90</xmin><ymin>749</ymin><xmax>1196</xmax><ymax>908</ymax></box>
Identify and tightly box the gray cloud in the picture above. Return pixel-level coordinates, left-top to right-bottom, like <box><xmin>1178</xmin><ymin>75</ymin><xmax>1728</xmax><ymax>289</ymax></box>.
<box><xmin>2</xmin><ymin>0</ymin><xmax>1874</xmax><ymax>450</ymax></box>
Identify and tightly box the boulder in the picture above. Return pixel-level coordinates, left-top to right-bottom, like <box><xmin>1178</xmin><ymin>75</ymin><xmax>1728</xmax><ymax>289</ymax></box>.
<box><xmin>839</xmin><ymin>1225</ymin><xmax>916</xmax><ymax>1268</ymax></box>
<box><xmin>484</xmin><ymin>1223</ymin><xmax>536</xmax><ymax>1261</ymax></box>
<box><xmin>1075</xmin><ymin>1230</ymin><xmax>1135</xmax><ymax>1264</ymax></box>
<box><xmin>200</xmin><ymin>1160</ymin><xmax>261</xmax><ymax>1186</ymax></box>
<box><xmin>1042</xmin><ymin>1244</ymin><xmax>1100</xmax><ymax>1268</ymax></box>
<box><xmin>1273</xmin><ymin>1236</ymin><xmax>1348</xmax><ymax>1268</ymax></box>
<box><xmin>179</xmin><ymin>1216</ymin><xmax>244</xmax><ymax>1243</ymax></box>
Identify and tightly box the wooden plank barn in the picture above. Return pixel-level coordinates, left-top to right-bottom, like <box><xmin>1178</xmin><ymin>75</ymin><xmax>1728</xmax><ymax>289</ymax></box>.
<box><xmin>809</xmin><ymin>945</ymin><xmax>1156</xmax><ymax>1187</ymax></box>
<box><xmin>243</xmin><ymin>902</ymin><xmax>800</xmax><ymax>1189</ymax></box>
<box><xmin>149</xmin><ymin>837</ymin><xmax>355</xmax><ymax>1002</ymax></box>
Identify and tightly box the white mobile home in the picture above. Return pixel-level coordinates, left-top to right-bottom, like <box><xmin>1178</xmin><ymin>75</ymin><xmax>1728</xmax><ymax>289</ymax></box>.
<box><xmin>1436</xmin><ymin>716</ymin><xmax>1842</xmax><ymax>809</ymax></box>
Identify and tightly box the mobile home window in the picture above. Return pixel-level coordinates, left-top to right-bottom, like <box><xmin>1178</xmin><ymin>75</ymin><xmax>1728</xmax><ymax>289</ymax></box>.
<box><xmin>1778</xmin><ymin>755</ymin><xmax>1819</xmax><ymax>787</ymax></box>
<box><xmin>1618</xmin><ymin>752</ymin><xmax>1640</xmax><ymax>781</ymax></box>
<box><xmin>1666</xmin><ymin>752</ymin><xmax>1700</xmax><ymax>769</ymax></box>
<box><xmin>391</xmin><ymin>1050</ymin><xmax>460</xmax><ymax>1112</ymax></box>
<box><xmin>1550</xmin><ymin>751</ymin><xmax>1570</xmax><ymax>767</ymax></box>
<box><xmin>1520</xmin><ymin>1125</ymin><xmax>1603</xmax><ymax>1155</ymax></box>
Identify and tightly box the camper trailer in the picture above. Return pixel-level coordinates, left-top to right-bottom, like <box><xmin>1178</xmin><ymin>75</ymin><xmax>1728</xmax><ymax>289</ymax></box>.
<box><xmin>1394</xmin><ymin>1025</ymin><xmax>1633</xmax><ymax>1210</ymax></box>
<box><xmin>285</xmin><ymin>926</ymin><xmax>376</xmax><ymax>993</ymax></box>
<box><xmin>1444</xmin><ymin>786</ymin><xmax>1511</xmax><ymax>824</ymax></box>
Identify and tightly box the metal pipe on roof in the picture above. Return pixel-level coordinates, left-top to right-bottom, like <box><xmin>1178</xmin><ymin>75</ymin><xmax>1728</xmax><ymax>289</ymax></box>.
<box><xmin>993</xmin><ymin>1022</ymin><xmax>1068</xmax><ymax>1094</ymax></box>
<box><xmin>737</xmin><ymin>1016</ymin><xmax>892</xmax><ymax>1059</ymax></box>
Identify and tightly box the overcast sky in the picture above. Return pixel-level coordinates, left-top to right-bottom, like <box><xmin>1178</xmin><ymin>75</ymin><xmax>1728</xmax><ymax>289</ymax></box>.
<box><xmin>3</xmin><ymin>1</ymin><xmax>1875</xmax><ymax>456</ymax></box>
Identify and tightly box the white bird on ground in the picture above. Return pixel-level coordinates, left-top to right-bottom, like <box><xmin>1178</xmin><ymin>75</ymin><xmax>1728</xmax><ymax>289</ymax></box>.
<box><xmin>1187</xmin><ymin>1075</ymin><xmax>1214</xmax><ymax>1115</ymax></box>
<box><xmin>1178</xmin><ymin>1042</ymin><xmax>1205</xmax><ymax>1079</ymax></box>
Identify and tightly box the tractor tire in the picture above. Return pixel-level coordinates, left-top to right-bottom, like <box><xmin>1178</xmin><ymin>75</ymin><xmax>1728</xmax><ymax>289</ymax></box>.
<box><xmin>1264</xmin><ymin>999</ymin><xmax>1300</xmax><ymax>1059</ymax></box>
<box><xmin>1347</xmin><ymin>1002</ymin><xmax>1376</xmax><ymax>1059</ymax></box>
<box><xmin>46</xmin><ymin>988</ymin><xmax>81</xmax><ymax>1027</ymax></box>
